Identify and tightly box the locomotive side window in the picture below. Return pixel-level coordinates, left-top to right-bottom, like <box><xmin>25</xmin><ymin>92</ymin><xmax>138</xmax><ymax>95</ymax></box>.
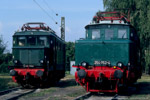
<box><xmin>118</xmin><ymin>29</ymin><xmax>127</xmax><ymax>39</ymax></box>
<box><xmin>105</xmin><ymin>29</ymin><xmax>114</xmax><ymax>40</ymax></box>
<box><xmin>28</xmin><ymin>36</ymin><xmax>36</xmax><ymax>45</ymax></box>
<box><xmin>13</xmin><ymin>37</ymin><xmax>17</xmax><ymax>46</ymax></box>
<box><xmin>18</xmin><ymin>37</ymin><xmax>26</xmax><ymax>46</ymax></box>
<box><xmin>37</xmin><ymin>37</ymin><xmax>47</xmax><ymax>46</ymax></box>
<box><xmin>92</xmin><ymin>29</ymin><xmax>100</xmax><ymax>39</ymax></box>
<box><xmin>86</xmin><ymin>30</ymin><xmax>88</xmax><ymax>39</ymax></box>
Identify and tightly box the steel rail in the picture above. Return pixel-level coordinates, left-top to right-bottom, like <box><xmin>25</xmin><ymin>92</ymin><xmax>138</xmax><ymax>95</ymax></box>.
<box><xmin>0</xmin><ymin>87</ymin><xmax>21</xmax><ymax>96</ymax></box>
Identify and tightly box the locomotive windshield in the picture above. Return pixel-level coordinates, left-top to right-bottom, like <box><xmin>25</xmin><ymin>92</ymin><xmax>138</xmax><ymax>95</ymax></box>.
<box><xmin>86</xmin><ymin>25</ymin><xmax>129</xmax><ymax>40</ymax></box>
<box><xmin>105</xmin><ymin>29</ymin><xmax>114</xmax><ymax>40</ymax></box>
<box><xmin>92</xmin><ymin>29</ymin><xmax>100</xmax><ymax>39</ymax></box>
<box><xmin>15</xmin><ymin>36</ymin><xmax>48</xmax><ymax>46</ymax></box>
<box><xmin>118</xmin><ymin>29</ymin><xmax>127</xmax><ymax>39</ymax></box>
<box><xmin>18</xmin><ymin>37</ymin><xmax>26</xmax><ymax>46</ymax></box>
<box><xmin>28</xmin><ymin>36</ymin><xmax>36</xmax><ymax>45</ymax></box>
<box><xmin>37</xmin><ymin>36</ymin><xmax>47</xmax><ymax>46</ymax></box>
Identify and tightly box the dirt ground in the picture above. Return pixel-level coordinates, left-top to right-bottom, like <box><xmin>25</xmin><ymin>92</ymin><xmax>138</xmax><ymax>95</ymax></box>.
<box><xmin>18</xmin><ymin>75</ymin><xmax>150</xmax><ymax>100</ymax></box>
<box><xmin>18</xmin><ymin>76</ymin><xmax>86</xmax><ymax>100</ymax></box>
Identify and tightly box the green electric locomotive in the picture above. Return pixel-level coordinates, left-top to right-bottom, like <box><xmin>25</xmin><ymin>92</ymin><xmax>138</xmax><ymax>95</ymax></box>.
<box><xmin>73</xmin><ymin>11</ymin><xmax>142</xmax><ymax>93</ymax></box>
<box><xmin>9</xmin><ymin>22</ymin><xmax>65</xmax><ymax>87</ymax></box>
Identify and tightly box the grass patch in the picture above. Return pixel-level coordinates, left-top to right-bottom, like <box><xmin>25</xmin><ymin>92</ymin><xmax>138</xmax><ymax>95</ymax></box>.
<box><xmin>65</xmin><ymin>71</ymin><xmax>70</xmax><ymax>75</ymax></box>
<box><xmin>64</xmin><ymin>74</ymin><xmax>75</xmax><ymax>79</ymax></box>
<box><xmin>24</xmin><ymin>88</ymin><xmax>57</xmax><ymax>98</ymax></box>
<box><xmin>128</xmin><ymin>94</ymin><xmax>150</xmax><ymax>100</ymax></box>
<box><xmin>0</xmin><ymin>73</ymin><xmax>10</xmax><ymax>76</ymax></box>
<box><xmin>0</xmin><ymin>73</ymin><xmax>18</xmax><ymax>91</ymax></box>
<box><xmin>137</xmin><ymin>75</ymin><xmax>150</xmax><ymax>82</ymax></box>
<box><xmin>0</xmin><ymin>75</ymin><xmax>11</xmax><ymax>78</ymax></box>
<box><xmin>128</xmin><ymin>75</ymin><xmax>150</xmax><ymax>100</ymax></box>
<box><xmin>48</xmin><ymin>96</ymin><xmax>68</xmax><ymax>100</ymax></box>
<box><xmin>67</xmin><ymin>89</ymin><xmax>86</xmax><ymax>97</ymax></box>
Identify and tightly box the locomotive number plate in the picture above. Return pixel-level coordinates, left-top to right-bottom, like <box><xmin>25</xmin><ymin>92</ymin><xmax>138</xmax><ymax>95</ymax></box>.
<box><xmin>23</xmin><ymin>65</ymin><xmax>34</xmax><ymax>67</ymax></box>
<box><xmin>94</xmin><ymin>61</ymin><xmax>110</xmax><ymax>65</ymax></box>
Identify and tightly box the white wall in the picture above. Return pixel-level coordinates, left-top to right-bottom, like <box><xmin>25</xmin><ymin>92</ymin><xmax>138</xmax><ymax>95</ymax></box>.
<box><xmin>70</xmin><ymin>61</ymin><xmax>76</xmax><ymax>76</ymax></box>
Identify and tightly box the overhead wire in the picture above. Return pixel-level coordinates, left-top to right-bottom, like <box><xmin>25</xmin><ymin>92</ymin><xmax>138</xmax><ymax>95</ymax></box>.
<box><xmin>33</xmin><ymin>0</ymin><xmax>61</xmax><ymax>27</ymax></box>
<box><xmin>43</xmin><ymin>0</ymin><xmax>60</xmax><ymax>17</ymax></box>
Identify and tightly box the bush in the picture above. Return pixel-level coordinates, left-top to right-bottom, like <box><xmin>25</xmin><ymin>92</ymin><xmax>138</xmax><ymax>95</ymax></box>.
<box><xmin>0</xmin><ymin>36</ymin><xmax>13</xmax><ymax>73</ymax></box>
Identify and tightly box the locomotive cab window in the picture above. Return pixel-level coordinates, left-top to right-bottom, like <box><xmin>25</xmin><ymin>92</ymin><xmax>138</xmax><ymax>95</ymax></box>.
<box><xmin>105</xmin><ymin>29</ymin><xmax>114</xmax><ymax>40</ymax></box>
<box><xmin>118</xmin><ymin>29</ymin><xmax>127</xmax><ymax>39</ymax></box>
<box><xmin>28</xmin><ymin>36</ymin><xmax>36</xmax><ymax>45</ymax></box>
<box><xmin>18</xmin><ymin>37</ymin><xmax>26</xmax><ymax>46</ymax></box>
<box><xmin>38</xmin><ymin>37</ymin><xmax>47</xmax><ymax>46</ymax></box>
<box><xmin>92</xmin><ymin>29</ymin><xmax>100</xmax><ymax>39</ymax></box>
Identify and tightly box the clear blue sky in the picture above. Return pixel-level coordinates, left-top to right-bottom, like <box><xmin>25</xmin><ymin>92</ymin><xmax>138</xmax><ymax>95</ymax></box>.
<box><xmin>0</xmin><ymin>0</ymin><xmax>104</xmax><ymax>52</ymax></box>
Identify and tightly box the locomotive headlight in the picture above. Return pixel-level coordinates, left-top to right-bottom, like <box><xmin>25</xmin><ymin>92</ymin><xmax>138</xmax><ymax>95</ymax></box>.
<box><xmin>82</xmin><ymin>62</ymin><xmax>87</xmax><ymax>67</ymax></box>
<box><xmin>117</xmin><ymin>62</ymin><xmax>123</xmax><ymax>67</ymax></box>
<box><xmin>40</xmin><ymin>60</ymin><xmax>44</xmax><ymax>64</ymax></box>
<box><xmin>13</xmin><ymin>60</ymin><xmax>18</xmax><ymax>64</ymax></box>
<box><xmin>81</xmin><ymin>61</ymin><xmax>88</xmax><ymax>67</ymax></box>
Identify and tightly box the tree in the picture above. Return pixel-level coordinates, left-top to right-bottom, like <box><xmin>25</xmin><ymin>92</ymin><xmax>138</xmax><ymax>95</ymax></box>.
<box><xmin>0</xmin><ymin>36</ymin><xmax>5</xmax><ymax>65</ymax></box>
<box><xmin>0</xmin><ymin>36</ymin><xmax>12</xmax><ymax>73</ymax></box>
<box><xmin>65</xmin><ymin>42</ymin><xmax>75</xmax><ymax>71</ymax></box>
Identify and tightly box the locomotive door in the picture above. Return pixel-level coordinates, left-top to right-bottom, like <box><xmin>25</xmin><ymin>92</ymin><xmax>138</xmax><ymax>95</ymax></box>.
<box><xmin>29</xmin><ymin>49</ymin><xmax>39</xmax><ymax>66</ymax></box>
<box><xmin>20</xmin><ymin>49</ymin><xmax>39</xmax><ymax>67</ymax></box>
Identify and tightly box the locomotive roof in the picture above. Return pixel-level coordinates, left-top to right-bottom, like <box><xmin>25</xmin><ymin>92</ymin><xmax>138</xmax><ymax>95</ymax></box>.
<box><xmin>85</xmin><ymin>22</ymin><xmax>132</xmax><ymax>29</ymax></box>
<box><xmin>14</xmin><ymin>30</ymin><xmax>54</xmax><ymax>36</ymax></box>
<box><xmin>13</xmin><ymin>22</ymin><xmax>65</xmax><ymax>43</ymax></box>
<box><xmin>13</xmin><ymin>30</ymin><xmax>65</xmax><ymax>43</ymax></box>
<box><xmin>86</xmin><ymin>11</ymin><xmax>132</xmax><ymax>28</ymax></box>
<box><xmin>25</xmin><ymin>22</ymin><xmax>45</xmax><ymax>24</ymax></box>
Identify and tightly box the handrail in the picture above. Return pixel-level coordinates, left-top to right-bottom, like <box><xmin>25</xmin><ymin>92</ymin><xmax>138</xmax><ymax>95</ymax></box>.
<box><xmin>21</xmin><ymin>22</ymin><xmax>54</xmax><ymax>32</ymax></box>
<box><xmin>93</xmin><ymin>10</ymin><xmax>130</xmax><ymax>24</ymax></box>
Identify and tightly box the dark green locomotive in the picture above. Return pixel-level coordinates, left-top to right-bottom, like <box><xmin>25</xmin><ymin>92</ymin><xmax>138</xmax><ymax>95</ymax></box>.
<box><xmin>73</xmin><ymin>11</ymin><xmax>142</xmax><ymax>93</ymax></box>
<box><xmin>10</xmin><ymin>23</ymin><xmax>65</xmax><ymax>87</ymax></box>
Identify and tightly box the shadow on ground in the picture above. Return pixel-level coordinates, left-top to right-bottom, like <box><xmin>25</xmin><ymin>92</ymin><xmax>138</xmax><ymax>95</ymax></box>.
<box><xmin>132</xmin><ymin>82</ymin><xmax>150</xmax><ymax>95</ymax></box>
<box><xmin>56</xmin><ymin>79</ymin><xmax>77</xmax><ymax>88</ymax></box>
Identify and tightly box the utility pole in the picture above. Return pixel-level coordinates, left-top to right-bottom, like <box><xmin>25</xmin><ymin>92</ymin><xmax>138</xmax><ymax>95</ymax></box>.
<box><xmin>61</xmin><ymin>17</ymin><xmax>65</xmax><ymax>41</ymax></box>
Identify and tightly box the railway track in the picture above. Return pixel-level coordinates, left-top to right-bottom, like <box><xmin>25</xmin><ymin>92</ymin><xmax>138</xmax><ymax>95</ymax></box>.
<box><xmin>0</xmin><ymin>87</ymin><xmax>20</xmax><ymax>96</ymax></box>
<box><xmin>74</xmin><ymin>86</ymin><xmax>138</xmax><ymax>100</ymax></box>
<box><xmin>0</xmin><ymin>88</ymin><xmax>36</xmax><ymax>100</ymax></box>
<box><xmin>74</xmin><ymin>92</ymin><xmax>129</xmax><ymax>100</ymax></box>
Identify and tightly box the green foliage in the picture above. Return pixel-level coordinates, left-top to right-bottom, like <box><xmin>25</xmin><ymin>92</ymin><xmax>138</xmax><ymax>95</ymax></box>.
<box><xmin>0</xmin><ymin>53</ymin><xmax>13</xmax><ymax>73</ymax></box>
<box><xmin>65</xmin><ymin>42</ymin><xmax>75</xmax><ymax>71</ymax></box>
<box><xmin>0</xmin><ymin>36</ymin><xmax>5</xmax><ymax>65</ymax></box>
<box><xmin>0</xmin><ymin>75</ymin><xmax>18</xmax><ymax>91</ymax></box>
<box><xmin>102</xmin><ymin>0</ymin><xmax>150</xmax><ymax>73</ymax></box>
<box><xmin>0</xmin><ymin>36</ymin><xmax>13</xmax><ymax>73</ymax></box>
